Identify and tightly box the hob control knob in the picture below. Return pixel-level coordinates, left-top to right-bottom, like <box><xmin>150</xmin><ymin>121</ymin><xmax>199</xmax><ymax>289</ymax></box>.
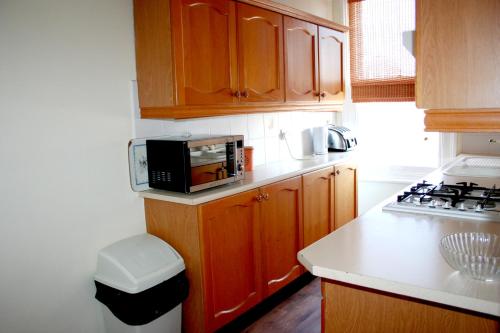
<box><xmin>458</xmin><ymin>202</ymin><xmax>466</xmax><ymax>211</ymax></box>
<box><xmin>443</xmin><ymin>201</ymin><xmax>451</xmax><ymax>209</ymax></box>
<box><xmin>428</xmin><ymin>200</ymin><xmax>436</xmax><ymax>208</ymax></box>
<box><xmin>475</xmin><ymin>204</ymin><xmax>483</xmax><ymax>212</ymax></box>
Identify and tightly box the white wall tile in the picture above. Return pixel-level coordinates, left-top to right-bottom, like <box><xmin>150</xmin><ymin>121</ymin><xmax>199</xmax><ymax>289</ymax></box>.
<box><xmin>230</xmin><ymin>114</ymin><xmax>249</xmax><ymax>143</ymax></box>
<box><xmin>134</xmin><ymin>119</ymin><xmax>165</xmax><ymax>138</ymax></box>
<box><xmin>208</xmin><ymin>116</ymin><xmax>231</xmax><ymax>135</ymax></box>
<box><xmin>247</xmin><ymin>138</ymin><xmax>266</xmax><ymax>166</ymax></box>
<box><xmin>247</xmin><ymin>113</ymin><xmax>265</xmax><ymax>139</ymax></box>
<box><xmin>264</xmin><ymin>113</ymin><xmax>280</xmax><ymax>138</ymax></box>
<box><xmin>133</xmin><ymin>111</ymin><xmax>336</xmax><ymax>163</ymax></box>
<box><xmin>265</xmin><ymin>136</ymin><xmax>281</xmax><ymax>163</ymax></box>
<box><xmin>277</xmin><ymin>112</ymin><xmax>291</xmax><ymax>133</ymax></box>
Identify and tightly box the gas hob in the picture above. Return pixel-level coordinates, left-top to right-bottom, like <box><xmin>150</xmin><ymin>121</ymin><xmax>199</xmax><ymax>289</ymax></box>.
<box><xmin>383</xmin><ymin>180</ymin><xmax>500</xmax><ymax>221</ymax></box>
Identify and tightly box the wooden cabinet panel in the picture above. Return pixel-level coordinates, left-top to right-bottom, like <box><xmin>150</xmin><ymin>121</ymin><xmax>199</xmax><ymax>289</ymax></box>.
<box><xmin>416</xmin><ymin>0</ymin><xmax>500</xmax><ymax>110</ymax></box>
<box><xmin>134</xmin><ymin>0</ymin><xmax>348</xmax><ymax>118</ymax></box>
<box><xmin>200</xmin><ymin>190</ymin><xmax>263</xmax><ymax>331</ymax></box>
<box><xmin>134</xmin><ymin>0</ymin><xmax>175</xmax><ymax>108</ymax></box>
<box><xmin>322</xmin><ymin>280</ymin><xmax>500</xmax><ymax>333</ymax></box>
<box><xmin>237</xmin><ymin>3</ymin><xmax>284</xmax><ymax>103</ymax></box>
<box><xmin>172</xmin><ymin>0</ymin><xmax>238</xmax><ymax>105</ymax></box>
<box><xmin>318</xmin><ymin>26</ymin><xmax>344</xmax><ymax>103</ymax></box>
<box><xmin>334</xmin><ymin>164</ymin><xmax>357</xmax><ymax>230</ymax></box>
<box><xmin>284</xmin><ymin>17</ymin><xmax>319</xmax><ymax>102</ymax></box>
<box><xmin>260</xmin><ymin>177</ymin><xmax>303</xmax><ymax>296</ymax></box>
<box><xmin>303</xmin><ymin>167</ymin><xmax>334</xmax><ymax>247</ymax></box>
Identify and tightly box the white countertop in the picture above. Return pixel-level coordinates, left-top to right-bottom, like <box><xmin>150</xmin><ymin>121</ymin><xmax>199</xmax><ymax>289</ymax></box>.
<box><xmin>298</xmin><ymin>169</ymin><xmax>500</xmax><ymax>317</ymax></box>
<box><xmin>139</xmin><ymin>152</ymin><xmax>353</xmax><ymax>205</ymax></box>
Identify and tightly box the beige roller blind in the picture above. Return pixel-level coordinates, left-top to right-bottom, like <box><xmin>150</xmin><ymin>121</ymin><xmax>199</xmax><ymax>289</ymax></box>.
<box><xmin>349</xmin><ymin>0</ymin><xmax>415</xmax><ymax>102</ymax></box>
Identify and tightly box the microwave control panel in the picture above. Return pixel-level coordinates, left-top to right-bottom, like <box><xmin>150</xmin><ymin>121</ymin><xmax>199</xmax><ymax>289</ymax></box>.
<box><xmin>235</xmin><ymin>140</ymin><xmax>245</xmax><ymax>180</ymax></box>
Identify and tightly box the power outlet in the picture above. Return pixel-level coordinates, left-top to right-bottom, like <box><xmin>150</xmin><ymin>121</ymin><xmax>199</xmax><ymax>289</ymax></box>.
<box><xmin>279</xmin><ymin>129</ymin><xmax>287</xmax><ymax>140</ymax></box>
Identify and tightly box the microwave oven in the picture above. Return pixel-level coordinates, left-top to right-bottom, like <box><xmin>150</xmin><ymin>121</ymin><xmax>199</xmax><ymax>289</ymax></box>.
<box><xmin>146</xmin><ymin>135</ymin><xmax>245</xmax><ymax>193</ymax></box>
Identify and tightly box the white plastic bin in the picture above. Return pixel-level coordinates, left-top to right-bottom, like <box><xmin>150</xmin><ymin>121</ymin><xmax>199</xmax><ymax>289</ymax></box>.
<box><xmin>94</xmin><ymin>233</ymin><xmax>188</xmax><ymax>333</ymax></box>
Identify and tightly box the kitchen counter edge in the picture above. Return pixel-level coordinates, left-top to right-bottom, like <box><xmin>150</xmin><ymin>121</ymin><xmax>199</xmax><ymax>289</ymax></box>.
<box><xmin>138</xmin><ymin>152</ymin><xmax>354</xmax><ymax>205</ymax></box>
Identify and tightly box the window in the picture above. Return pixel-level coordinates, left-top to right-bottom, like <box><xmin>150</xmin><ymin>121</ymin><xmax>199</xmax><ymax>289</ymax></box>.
<box><xmin>349</xmin><ymin>0</ymin><xmax>415</xmax><ymax>102</ymax></box>
<box><xmin>355</xmin><ymin>103</ymin><xmax>439</xmax><ymax>174</ymax></box>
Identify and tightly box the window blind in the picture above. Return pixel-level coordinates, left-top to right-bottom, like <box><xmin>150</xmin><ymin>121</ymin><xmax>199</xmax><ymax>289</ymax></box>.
<box><xmin>349</xmin><ymin>0</ymin><xmax>415</xmax><ymax>102</ymax></box>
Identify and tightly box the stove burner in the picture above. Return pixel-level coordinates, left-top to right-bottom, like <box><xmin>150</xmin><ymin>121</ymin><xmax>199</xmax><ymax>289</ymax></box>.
<box><xmin>480</xmin><ymin>201</ymin><xmax>496</xmax><ymax>210</ymax></box>
<box><xmin>386</xmin><ymin>179</ymin><xmax>500</xmax><ymax>221</ymax></box>
<box><xmin>420</xmin><ymin>196</ymin><xmax>433</xmax><ymax>203</ymax></box>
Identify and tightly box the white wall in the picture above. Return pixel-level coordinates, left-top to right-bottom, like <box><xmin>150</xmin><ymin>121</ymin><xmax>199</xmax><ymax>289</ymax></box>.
<box><xmin>0</xmin><ymin>1</ymin><xmax>338</xmax><ymax>333</ymax></box>
<box><xmin>459</xmin><ymin>133</ymin><xmax>500</xmax><ymax>156</ymax></box>
<box><xmin>0</xmin><ymin>1</ymin><xmax>144</xmax><ymax>333</ymax></box>
<box><xmin>273</xmin><ymin>0</ymin><xmax>333</xmax><ymax>20</ymax></box>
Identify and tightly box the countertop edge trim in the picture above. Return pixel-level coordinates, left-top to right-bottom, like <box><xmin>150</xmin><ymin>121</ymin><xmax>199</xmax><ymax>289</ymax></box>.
<box><xmin>138</xmin><ymin>156</ymin><xmax>353</xmax><ymax>205</ymax></box>
<box><xmin>311</xmin><ymin>267</ymin><xmax>500</xmax><ymax>317</ymax></box>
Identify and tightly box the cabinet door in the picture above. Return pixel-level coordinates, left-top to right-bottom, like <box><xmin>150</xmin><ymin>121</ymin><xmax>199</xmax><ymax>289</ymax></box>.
<box><xmin>416</xmin><ymin>0</ymin><xmax>500</xmax><ymax>109</ymax></box>
<box><xmin>284</xmin><ymin>17</ymin><xmax>319</xmax><ymax>102</ymax></box>
<box><xmin>200</xmin><ymin>190</ymin><xmax>262</xmax><ymax>331</ymax></box>
<box><xmin>303</xmin><ymin>167</ymin><xmax>334</xmax><ymax>247</ymax></box>
<box><xmin>260</xmin><ymin>177</ymin><xmax>303</xmax><ymax>296</ymax></box>
<box><xmin>318</xmin><ymin>26</ymin><xmax>344</xmax><ymax>103</ymax></box>
<box><xmin>333</xmin><ymin>164</ymin><xmax>357</xmax><ymax>230</ymax></box>
<box><xmin>237</xmin><ymin>3</ymin><xmax>284</xmax><ymax>103</ymax></box>
<box><xmin>171</xmin><ymin>0</ymin><xmax>238</xmax><ymax>105</ymax></box>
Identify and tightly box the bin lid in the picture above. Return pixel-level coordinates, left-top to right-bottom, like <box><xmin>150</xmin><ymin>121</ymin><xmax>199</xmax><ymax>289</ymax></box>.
<box><xmin>94</xmin><ymin>233</ymin><xmax>185</xmax><ymax>294</ymax></box>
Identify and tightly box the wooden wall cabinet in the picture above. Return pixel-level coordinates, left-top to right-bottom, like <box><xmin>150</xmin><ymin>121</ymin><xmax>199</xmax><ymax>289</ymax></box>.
<box><xmin>416</xmin><ymin>0</ymin><xmax>500</xmax><ymax>132</ymax></box>
<box><xmin>134</xmin><ymin>0</ymin><xmax>348</xmax><ymax>119</ymax></box>
<box><xmin>237</xmin><ymin>3</ymin><xmax>285</xmax><ymax>103</ymax></box>
<box><xmin>284</xmin><ymin>18</ymin><xmax>345</xmax><ymax>104</ymax></box>
<box><xmin>318</xmin><ymin>26</ymin><xmax>344</xmax><ymax>103</ymax></box>
<box><xmin>302</xmin><ymin>164</ymin><xmax>358</xmax><ymax>247</ymax></box>
<box><xmin>284</xmin><ymin>17</ymin><xmax>319</xmax><ymax>102</ymax></box>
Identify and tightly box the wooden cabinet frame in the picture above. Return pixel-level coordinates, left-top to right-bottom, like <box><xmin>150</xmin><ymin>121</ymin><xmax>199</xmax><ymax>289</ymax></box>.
<box><xmin>302</xmin><ymin>164</ymin><xmax>358</xmax><ymax>248</ymax></box>
<box><xmin>416</xmin><ymin>0</ymin><xmax>500</xmax><ymax>131</ymax></box>
<box><xmin>134</xmin><ymin>0</ymin><xmax>348</xmax><ymax>119</ymax></box>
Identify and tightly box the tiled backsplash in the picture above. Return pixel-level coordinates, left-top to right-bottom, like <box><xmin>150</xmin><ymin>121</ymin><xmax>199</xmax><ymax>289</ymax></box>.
<box><xmin>133</xmin><ymin>112</ymin><xmax>335</xmax><ymax>166</ymax></box>
<box><xmin>131</xmin><ymin>81</ymin><xmax>336</xmax><ymax>166</ymax></box>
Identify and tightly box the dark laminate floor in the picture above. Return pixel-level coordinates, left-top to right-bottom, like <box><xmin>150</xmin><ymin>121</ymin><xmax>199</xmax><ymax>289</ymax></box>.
<box><xmin>242</xmin><ymin>277</ymin><xmax>321</xmax><ymax>333</ymax></box>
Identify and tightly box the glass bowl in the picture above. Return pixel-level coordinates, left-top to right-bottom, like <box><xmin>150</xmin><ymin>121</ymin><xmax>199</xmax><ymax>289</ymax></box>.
<box><xmin>440</xmin><ymin>232</ymin><xmax>500</xmax><ymax>282</ymax></box>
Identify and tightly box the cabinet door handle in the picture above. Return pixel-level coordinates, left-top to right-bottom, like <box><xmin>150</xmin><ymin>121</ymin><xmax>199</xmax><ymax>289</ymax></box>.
<box><xmin>241</xmin><ymin>90</ymin><xmax>249</xmax><ymax>98</ymax></box>
<box><xmin>232</xmin><ymin>90</ymin><xmax>241</xmax><ymax>98</ymax></box>
<box><xmin>320</xmin><ymin>92</ymin><xmax>326</xmax><ymax>98</ymax></box>
<box><xmin>256</xmin><ymin>193</ymin><xmax>264</xmax><ymax>202</ymax></box>
<box><xmin>263</xmin><ymin>193</ymin><xmax>269</xmax><ymax>200</ymax></box>
<box><xmin>336</xmin><ymin>170</ymin><xmax>340</xmax><ymax>175</ymax></box>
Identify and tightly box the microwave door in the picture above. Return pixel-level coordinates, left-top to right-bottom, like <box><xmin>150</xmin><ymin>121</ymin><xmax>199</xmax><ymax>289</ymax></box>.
<box><xmin>190</xmin><ymin>143</ymin><xmax>230</xmax><ymax>186</ymax></box>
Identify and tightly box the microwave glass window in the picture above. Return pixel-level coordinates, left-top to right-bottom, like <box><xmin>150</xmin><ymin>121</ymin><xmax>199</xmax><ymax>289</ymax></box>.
<box><xmin>190</xmin><ymin>143</ymin><xmax>231</xmax><ymax>186</ymax></box>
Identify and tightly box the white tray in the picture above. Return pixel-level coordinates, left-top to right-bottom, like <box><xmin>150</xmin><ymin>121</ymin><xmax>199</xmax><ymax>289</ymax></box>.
<box><xmin>443</xmin><ymin>156</ymin><xmax>500</xmax><ymax>178</ymax></box>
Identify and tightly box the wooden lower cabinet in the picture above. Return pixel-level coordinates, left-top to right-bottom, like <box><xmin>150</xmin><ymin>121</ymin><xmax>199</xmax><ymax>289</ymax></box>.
<box><xmin>199</xmin><ymin>189</ymin><xmax>263</xmax><ymax>331</ymax></box>
<box><xmin>322</xmin><ymin>279</ymin><xmax>500</xmax><ymax>333</ymax></box>
<box><xmin>145</xmin><ymin>177</ymin><xmax>305</xmax><ymax>332</ymax></box>
<box><xmin>302</xmin><ymin>164</ymin><xmax>357</xmax><ymax>247</ymax></box>
<box><xmin>333</xmin><ymin>163</ymin><xmax>357</xmax><ymax>230</ymax></box>
<box><xmin>145</xmin><ymin>170</ymin><xmax>356</xmax><ymax>332</ymax></box>
<box><xmin>260</xmin><ymin>177</ymin><xmax>303</xmax><ymax>296</ymax></box>
<box><xmin>303</xmin><ymin>166</ymin><xmax>334</xmax><ymax>247</ymax></box>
